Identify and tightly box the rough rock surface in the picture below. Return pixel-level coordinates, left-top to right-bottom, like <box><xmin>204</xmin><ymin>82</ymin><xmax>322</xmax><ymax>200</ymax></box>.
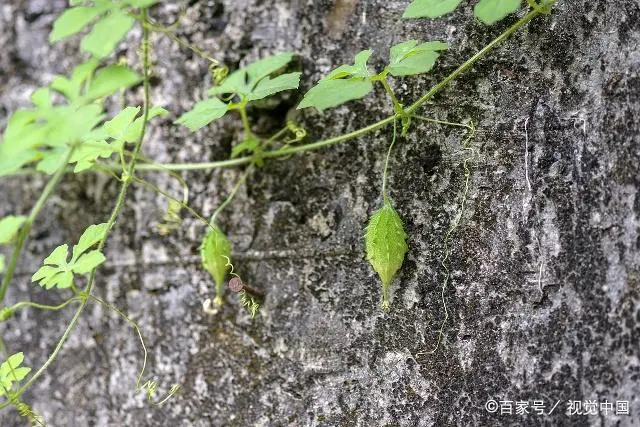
<box><xmin>1</xmin><ymin>0</ymin><xmax>639</xmax><ymax>426</ymax></box>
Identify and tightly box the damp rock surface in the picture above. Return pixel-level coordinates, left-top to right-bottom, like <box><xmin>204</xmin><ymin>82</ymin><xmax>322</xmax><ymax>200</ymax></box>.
<box><xmin>1</xmin><ymin>0</ymin><xmax>639</xmax><ymax>426</ymax></box>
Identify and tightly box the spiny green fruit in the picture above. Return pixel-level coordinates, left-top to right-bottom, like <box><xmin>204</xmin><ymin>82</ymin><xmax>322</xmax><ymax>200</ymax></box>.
<box><xmin>364</xmin><ymin>199</ymin><xmax>408</xmax><ymax>310</ymax></box>
<box><xmin>200</xmin><ymin>226</ymin><xmax>231</xmax><ymax>305</ymax></box>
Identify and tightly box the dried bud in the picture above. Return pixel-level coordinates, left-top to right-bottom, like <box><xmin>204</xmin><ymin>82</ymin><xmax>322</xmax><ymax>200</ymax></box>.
<box><xmin>228</xmin><ymin>277</ymin><xmax>244</xmax><ymax>293</ymax></box>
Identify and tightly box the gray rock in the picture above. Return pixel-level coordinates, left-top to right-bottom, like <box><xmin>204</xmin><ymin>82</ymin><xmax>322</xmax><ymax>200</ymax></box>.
<box><xmin>1</xmin><ymin>0</ymin><xmax>639</xmax><ymax>426</ymax></box>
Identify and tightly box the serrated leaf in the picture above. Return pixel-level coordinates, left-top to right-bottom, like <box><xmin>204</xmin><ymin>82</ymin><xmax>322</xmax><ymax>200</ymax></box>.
<box><xmin>176</xmin><ymin>98</ymin><xmax>229</xmax><ymax>132</ymax></box>
<box><xmin>32</xmin><ymin>224</ymin><xmax>108</xmax><ymax>290</ymax></box>
<box><xmin>403</xmin><ymin>0</ymin><xmax>464</xmax><ymax>18</ymax></box>
<box><xmin>44</xmin><ymin>244</ymin><xmax>69</xmax><ymax>266</ymax></box>
<box><xmin>85</xmin><ymin>65</ymin><xmax>141</xmax><ymax>100</ymax></box>
<box><xmin>364</xmin><ymin>200</ymin><xmax>408</xmax><ymax>309</ymax></box>
<box><xmin>36</xmin><ymin>148</ymin><xmax>70</xmax><ymax>174</ymax></box>
<box><xmin>0</xmin><ymin>352</ymin><xmax>31</xmax><ymax>395</ymax></box>
<box><xmin>298</xmin><ymin>50</ymin><xmax>374</xmax><ymax>111</ymax></box>
<box><xmin>31</xmin><ymin>265</ymin><xmax>61</xmax><ymax>283</ymax></box>
<box><xmin>209</xmin><ymin>52</ymin><xmax>296</xmax><ymax>99</ymax></box>
<box><xmin>246</xmin><ymin>72</ymin><xmax>301</xmax><ymax>101</ymax></box>
<box><xmin>474</xmin><ymin>0</ymin><xmax>521</xmax><ymax>24</ymax></box>
<box><xmin>0</xmin><ymin>216</ymin><xmax>27</xmax><ymax>245</ymax></box>
<box><xmin>298</xmin><ymin>79</ymin><xmax>373</xmax><ymax>112</ymax></box>
<box><xmin>0</xmin><ymin>352</ymin><xmax>31</xmax><ymax>396</ymax></box>
<box><xmin>326</xmin><ymin>50</ymin><xmax>373</xmax><ymax>79</ymax></box>
<box><xmin>49</xmin><ymin>6</ymin><xmax>105</xmax><ymax>43</ymax></box>
<box><xmin>387</xmin><ymin>40</ymin><xmax>448</xmax><ymax>77</ymax></box>
<box><xmin>71</xmin><ymin>250</ymin><xmax>106</xmax><ymax>274</ymax></box>
<box><xmin>81</xmin><ymin>9</ymin><xmax>135</xmax><ymax>58</ymax></box>
<box><xmin>72</xmin><ymin>223</ymin><xmax>108</xmax><ymax>262</ymax></box>
<box><xmin>69</xmin><ymin>140</ymin><xmax>115</xmax><ymax>172</ymax></box>
<box><xmin>201</xmin><ymin>226</ymin><xmax>231</xmax><ymax>294</ymax></box>
<box><xmin>104</xmin><ymin>107</ymin><xmax>141</xmax><ymax>139</ymax></box>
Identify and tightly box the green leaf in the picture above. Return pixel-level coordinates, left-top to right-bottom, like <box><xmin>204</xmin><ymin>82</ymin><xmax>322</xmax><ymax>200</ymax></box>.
<box><xmin>69</xmin><ymin>140</ymin><xmax>115</xmax><ymax>172</ymax></box>
<box><xmin>387</xmin><ymin>40</ymin><xmax>448</xmax><ymax>77</ymax></box>
<box><xmin>32</xmin><ymin>224</ymin><xmax>108</xmax><ymax>290</ymax></box>
<box><xmin>31</xmin><ymin>88</ymin><xmax>52</xmax><ymax>109</ymax></box>
<box><xmin>0</xmin><ymin>352</ymin><xmax>31</xmax><ymax>396</ymax></box>
<box><xmin>175</xmin><ymin>98</ymin><xmax>229</xmax><ymax>132</ymax></box>
<box><xmin>44</xmin><ymin>244</ymin><xmax>69</xmax><ymax>266</ymax></box>
<box><xmin>209</xmin><ymin>52</ymin><xmax>297</xmax><ymax>99</ymax></box>
<box><xmin>0</xmin><ymin>216</ymin><xmax>27</xmax><ymax>245</ymax></box>
<box><xmin>72</xmin><ymin>223</ymin><xmax>108</xmax><ymax>262</ymax></box>
<box><xmin>474</xmin><ymin>0</ymin><xmax>521</xmax><ymax>24</ymax></box>
<box><xmin>49</xmin><ymin>6</ymin><xmax>105</xmax><ymax>43</ymax></box>
<box><xmin>71</xmin><ymin>250</ymin><xmax>106</xmax><ymax>274</ymax></box>
<box><xmin>298</xmin><ymin>50</ymin><xmax>374</xmax><ymax>111</ymax></box>
<box><xmin>298</xmin><ymin>79</ymin><xmax>373</xmax><ymax>112</ymax></box>
<box><xmin>246</xmin><ymin>72</ymin><xmax>302</xmax><ymax>101</ymax></box>
<box><xmin>0</xmin><ymin>255</ymin><xmax>5</xmax><ymax>274</ymax></box>
<box><xmin>104</xmin><ymin>107</ymin><xmax>141</xmax><ymax>139</ymax></box>
<box><xmin>364</xmin><ymin>200</ymin><xmax>408</xmax><ymax>309</ymax></box>
<box><xmin>81</xmin><ymin>9</ymin><xmax>135</xmax><ymax>58</ymax></box>
<box><xmin>326</xmin><ymin>50</ymin><xmax>373</xmax><ymax>79</ymax></box>
<box><xmin>402</xmin><ymin>0</ymin><xmax>464</xmax><ymax>18</ymax></box>
<box><xmin>126</xmin><ymin>0</ymin><xmax>163</xmax><ymax>7</ymax></box>
<box><xmin>85</xmin><ymin>65</ymin><xmax>141</xmax><ymax>100</ymax></box>
<box><xmin>201</xmin><ymin>226</ymin><xmax>231</xmax><ymax>297</ymax></box>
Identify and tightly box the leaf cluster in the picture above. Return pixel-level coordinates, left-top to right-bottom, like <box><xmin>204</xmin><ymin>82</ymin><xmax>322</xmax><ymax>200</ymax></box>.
<box><xmin>298</xmin><ymin>40</ymin><xmax>447</xmax><ymax>112</ymax></box>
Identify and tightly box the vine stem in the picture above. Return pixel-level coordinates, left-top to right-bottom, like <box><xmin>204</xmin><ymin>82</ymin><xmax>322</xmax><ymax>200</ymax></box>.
<box><xmin>0</xmin><ymin>147</ymin><xmax>77</xmax><ymax>302</ymax></box>
<box><xmin>0</xmin><ymin>9</ymin><xmax>153</xmax><ymax>409</ymax></box>
<box><xmin>101</xmin><ymin>3</ymin><xmax>551</xmax><ymax>173</ymax></box>
<box><xmin>210</xmin><ymin>167</ymin><xmax>252</xmax><ymax>224</ymax></box>
<box><xmin>381</xmin><ymin>119</ymin><xmax>398</xmax><ymax>199</ymax></box>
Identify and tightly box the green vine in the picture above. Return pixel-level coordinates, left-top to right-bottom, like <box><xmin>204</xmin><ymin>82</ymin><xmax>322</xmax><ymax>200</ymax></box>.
<box><xmin>0</xmin><ymin>0</ymin><xmax>556</xmax><ymax>420</ymax></box>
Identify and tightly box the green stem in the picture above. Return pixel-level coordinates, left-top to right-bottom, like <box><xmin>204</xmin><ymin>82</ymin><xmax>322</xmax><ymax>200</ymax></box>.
<box><xmin>4</xmin><ymin>297</ymin><xmax>81</xmax><ymax>314</ymax></box>
<box><xmin>238</xmin><ymin>104</ymin><xmax>253</xmax><ymax>140</ymax></box>
<box><xmin>379</xmin><ymin>77</ymin><xmax>404</xmax><ymax>115</ymax></box>
<box><xmin>0</xmin><ymin>10</ymin><xmax>154</xmax><ymax>409</ymax></box>
<box><xmin>210</xmin><ymin>167</ymin><xmax>252</xmax><ymax>224</ymax></box>
<box><xmin>132</xmin><ymin>176</ymin><xmax>215</xmax><ymax>231</ymax></box>
<box><xmin>381</xmin><ymin>119</ymin><xmax>398</xmax><ymax>200</ymax></box>
<box><xmin>0</xmin><ymin>147</ymin><xmax>76</xmax><ymax>302</ymax></box>
<box><xmin>406</xmin><ymin>6</ymin><xmax>547</xmax><ymax>114</ymax></box>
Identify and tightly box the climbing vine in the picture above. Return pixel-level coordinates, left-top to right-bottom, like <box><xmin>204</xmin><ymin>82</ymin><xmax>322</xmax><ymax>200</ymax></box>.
<box><xmin>0</xmin><ymin>0</ymin><xmax>556</xmax><ymax>421</ymax></box>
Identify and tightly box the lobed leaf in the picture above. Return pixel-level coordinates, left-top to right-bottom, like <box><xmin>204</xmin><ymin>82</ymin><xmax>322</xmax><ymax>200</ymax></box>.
<box><xmin>175</xmin><ymin>98</ymin><xmax>229</xmax><ymax>132</ymax></box>
<box><xmin>474</xmin><ymin>0</ymin><xmax>521</xmax><ymax>25</ymax></box>
<box><xmin>387</xmin><ymin>40</ymin><xmax>448</xmax><ymax>77</ymax></box>
<box><xmin>209</xmin><ymin>52</ymin><xmax>298</xmax><ymax>100</ymax></box>
<box><xmin>0</xmin><ymin>216</ymin><xmax>27</xmax><ymax>245</ymax></box>
<box><xmin>0</xmin><ymin>352</ymin><xmax>31</xmax><ymax>397</ymax></box>
<box><xmin>80</xmin><ymin>9</ymin><xmax>135</xmax><ymax>58</ymax></box>
<box><xmin>85</xmin><ymin>65</ymin><xmax>142</xmax><ymax>100</ymax></box>
<box><xmin>71</xmin><ymin>250</ymin><xmax>106</xmax><ymax>274</ymax></box>
<box><xmin>72</xmin><ymin>223</ymin><xmax>109</xmax><ymax>262</ymax></box>
<box><xmin>49</xmin><ymin>6</ymin><xmax>105</xmax><ymax>43</ymax></box>
<box><xmin>246</xmin><ymin>72</ymin><xmax>302</xmax><ymax>101</ymax></box>
<box><xmin>364</xmin><ymin>200</ymin><xmax>408</xmax><ymax>309</ymax></box>
<box><xmin>69</xmin><ymin>140</ymin><xmax>115</xmax><ymax>172</ymax></box>
<box><xmin>402</xmin><ymin>0</ymin><xmax>464</xmax><ymax>18</ymax></box>
<box><xmin>298</xmin><ymin>50</ymin><xmax>375</xmax><ymax>112</ymax></box>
